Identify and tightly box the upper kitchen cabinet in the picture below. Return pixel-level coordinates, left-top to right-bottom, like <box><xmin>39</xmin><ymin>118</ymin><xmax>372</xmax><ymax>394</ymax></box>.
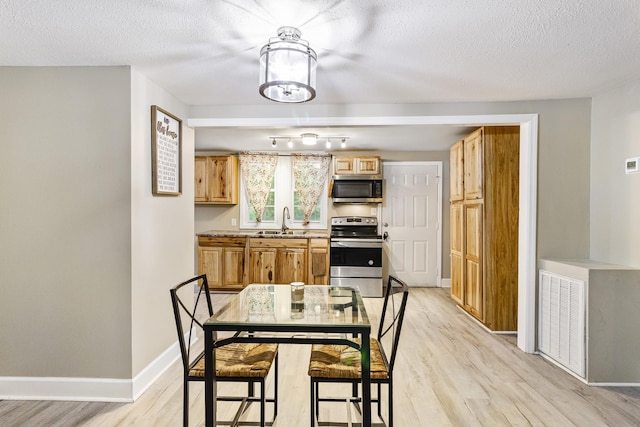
<box><xmin>333</xmin><ymin>156</ymin><xmax>381</xmax><ymax>175</ymax></box>
<box><xmin>463</xmin><ymin>129</ymin><xmax>484</xmax><ymax>200</ymax></box>
<box><xmin>194</xmin><ymin>155</ymin><xmax>239</xmax><ymax>205</ymax></box>
<box><xmin>449</xmin><ymin>140</ymin><xmax>464</xmax><ymax>201</ymax></box>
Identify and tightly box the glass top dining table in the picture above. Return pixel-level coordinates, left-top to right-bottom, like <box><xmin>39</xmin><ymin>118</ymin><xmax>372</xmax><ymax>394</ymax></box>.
<box><xmin>203</xmin><ymin>284</ymin><xmax>373</xmax><ymax>427</ymax></box>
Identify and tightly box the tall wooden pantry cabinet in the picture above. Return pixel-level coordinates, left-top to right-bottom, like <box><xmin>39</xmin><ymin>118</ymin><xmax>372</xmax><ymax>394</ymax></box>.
<box><xmin>450</xmin><ymin>126</ymin><xmax>520</xmax><ymax>332</ymax></box>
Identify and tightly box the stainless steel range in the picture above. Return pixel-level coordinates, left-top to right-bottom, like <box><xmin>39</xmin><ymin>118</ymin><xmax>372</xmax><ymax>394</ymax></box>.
<box><xmin>330</xmin><ymin>216</ymin><xmax>383</xmax><ymax>297</ymax></box>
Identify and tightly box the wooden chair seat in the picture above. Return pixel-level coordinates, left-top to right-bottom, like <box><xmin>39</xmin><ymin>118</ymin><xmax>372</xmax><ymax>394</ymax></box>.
<box><xmin>308</xmin><ymin>338</ymin><xmax>388</xmax><ymax>380</ymax></box>
<box><xmin>190</xmin><ymin>343</ymin><xmax>278</xmax><ymax>378</ymax></box>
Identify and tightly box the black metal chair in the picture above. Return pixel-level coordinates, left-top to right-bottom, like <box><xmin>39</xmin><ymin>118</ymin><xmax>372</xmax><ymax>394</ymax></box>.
<box><xmin>308</xmin><ymin>275</ymin><xmax>409</xmax><ymax>427</ymax></box>
<box><xmin>170</xmin><ymin>274</ymin><xmax>278</xmax><ymax>427</ymax></box>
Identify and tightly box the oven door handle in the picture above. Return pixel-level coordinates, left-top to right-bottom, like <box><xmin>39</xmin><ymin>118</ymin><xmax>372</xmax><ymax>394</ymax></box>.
<box><xmin>330</xmin><ymin>239</ymin><xmax>382</xmax><ymax>248</ymax></box>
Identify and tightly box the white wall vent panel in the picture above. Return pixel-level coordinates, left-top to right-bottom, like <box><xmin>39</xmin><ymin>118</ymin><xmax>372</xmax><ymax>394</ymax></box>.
<box><xmin>538</xmin><ymin>270</ymin><xmax>585</xmax><ymax>377</ymax></box>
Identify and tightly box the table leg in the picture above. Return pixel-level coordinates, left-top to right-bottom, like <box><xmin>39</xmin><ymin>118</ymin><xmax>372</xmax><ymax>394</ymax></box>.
<box><xmin>204</xmin><ymin>328</ymin><xmax>217</xmax><ymax>427</ymax></box>
<box><xmin>361</xmin><ymin>328</ymin><xmax>371</xmax><ymax>426</ymax></box>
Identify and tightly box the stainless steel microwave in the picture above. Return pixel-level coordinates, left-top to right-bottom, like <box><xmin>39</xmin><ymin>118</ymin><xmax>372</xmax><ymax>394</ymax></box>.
<box><xmin>331</xmin><ymin>176</ymin><xmax>383</xmax><ymax>203</ymax></box>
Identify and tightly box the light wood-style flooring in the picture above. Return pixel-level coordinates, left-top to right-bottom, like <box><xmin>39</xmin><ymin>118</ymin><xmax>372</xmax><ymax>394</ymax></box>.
<box><xmin>2</xmin><ymin>288</ymin><xmax>640</xmax><ymax>426</ymax></box>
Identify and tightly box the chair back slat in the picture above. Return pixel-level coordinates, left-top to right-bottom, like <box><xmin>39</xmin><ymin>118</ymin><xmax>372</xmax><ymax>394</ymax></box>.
<box><xmin>377</xmin><ymin>275</ymin><xmax>409</xmax><ymax>374</ymax></box>
<box><xmin>169</xmin><ymin>274</ymin><xmax>213</xmax><ymax>372</ymax></box>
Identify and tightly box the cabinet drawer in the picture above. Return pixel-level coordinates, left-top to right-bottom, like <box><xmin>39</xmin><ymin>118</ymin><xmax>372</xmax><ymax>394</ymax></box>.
<box><xmin>198</xmin><ymin>237</ymin><xmax>246</xmax><ymax>247</ymax></box>
<box><xmin>248</xmin><ymin>238</ymin><xmax>308</xmax><ymax>249</ymax></box>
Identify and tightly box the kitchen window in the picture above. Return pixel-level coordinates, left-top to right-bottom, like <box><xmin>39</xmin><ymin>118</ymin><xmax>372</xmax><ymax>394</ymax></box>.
<box><xmin>240</xmin><ymin>156</ymin><xmax>328</xmax><ymax>230</ymax></box>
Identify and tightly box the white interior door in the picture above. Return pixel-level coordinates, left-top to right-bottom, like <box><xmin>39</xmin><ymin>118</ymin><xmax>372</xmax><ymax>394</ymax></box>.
<box><xmin>382</xmin><ymin>162</ymin><xmax>442</xmax><ymax>287</ymax></box>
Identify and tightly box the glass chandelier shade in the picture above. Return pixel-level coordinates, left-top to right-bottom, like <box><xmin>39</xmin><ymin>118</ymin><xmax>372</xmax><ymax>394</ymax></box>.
<box><xmin>259</xmin><ymin>26</ymin><xmax>317</xmax><ymax>103</ymax></box>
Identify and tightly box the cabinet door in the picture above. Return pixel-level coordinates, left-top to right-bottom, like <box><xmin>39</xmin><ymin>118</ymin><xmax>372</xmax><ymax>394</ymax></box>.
<box><xmin>198</xmin><ymin>247</ymin><xmax>223</xmax><ymax>288</ymax></box>
<box><xmin>450</xmin><ymin>202</ymin><xmax>464</xmax><ymax>305</ymax></box>
<box><xmin>276</xmin><ymin>248</ymin><xmax>307</xmax><ymax>284</ymax></box>
<box><xmin>464</xmin><ymin>204</ymin><xmax>483</xmax><ymax>320</ymax></box>
<box><xmin>356</xmin><ymin>157</ymin><xmax>380</xmax><ymax>175</ymax></box>
<box><xmin>207</xmin><ymin>156</ymin><xmax>238</xmax><ymax>204</ymax></box>
<box><xmin>222</xmin><ymin>247</ymin><xmax>245</xmax><ymax>289</ymax></box>
<box><xmin>333</xmin><ymin>157</ymin><xmax>355</xmax><ymax>175</ymax></box>
<box><xmin>308</xmin><ymin>239</ymin><xmax>329</xmax><ymax>285</ymax></box>
<box><xmin>464</xmin><ymin>129</ymin><xmax>484</xmax><ymax>200</ymax></box>
<box><xmin>249</xmin><ymin>248</ymin><xmax>277</xmax><ymax>284</ymax></box>
<box><xmin>194</xmin><ymin>156</ymin><xmax>208</xmax><ymax>203</ymax></box>
<box><xmin>449</xmin><ymin>140</ymin><xmax>464</xmax><ymax>201</ymax></box>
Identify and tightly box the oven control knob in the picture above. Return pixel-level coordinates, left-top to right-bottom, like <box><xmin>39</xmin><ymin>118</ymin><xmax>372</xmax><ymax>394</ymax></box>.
<box><xmin>368</xmin><ymin>260</ymin><xmax>374</xmax><ymax>266</ymax></box>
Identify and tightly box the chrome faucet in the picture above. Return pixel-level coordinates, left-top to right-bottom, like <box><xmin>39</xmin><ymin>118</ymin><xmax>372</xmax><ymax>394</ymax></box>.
<box><xmin>281</xmin><ymin>206</ymin><xmax>290</xmax><ymax>233</ymax></box>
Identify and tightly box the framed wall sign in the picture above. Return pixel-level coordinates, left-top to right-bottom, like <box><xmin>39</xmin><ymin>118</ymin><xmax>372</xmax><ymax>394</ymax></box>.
<box><xmin>151</xmin><ymin>105</ymin><xmax>182</xmax><ymax>195</ymax></box>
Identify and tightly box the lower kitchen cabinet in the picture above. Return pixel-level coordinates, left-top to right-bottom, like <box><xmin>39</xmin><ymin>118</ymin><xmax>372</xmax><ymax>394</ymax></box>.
<box><xmin>198</xmin><ymin>237</ymin><xmax>246</xmax><ymax>291</ymax></box>
<box><xmin>248</xmin><ymin>238</ymin><xmax>307</xmax><ymax>284</ymax></box>
<box><xmin>464</xmin><ymin>203</ymin><xmax>483</xmax><ymax>320</ymax></box>
<box><xmin>198</xmin><ymin>235</ymin><xmax>329</xmax><ymax>289</ymax></box>
<box><xmin>450</xmin><ymin>202</ymin><xmax>464</xmax><ymax>305</ymax></box>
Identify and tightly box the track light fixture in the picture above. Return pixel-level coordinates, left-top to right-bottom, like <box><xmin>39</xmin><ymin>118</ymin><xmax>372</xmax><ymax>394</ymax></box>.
<box><xmin>268</xmin><ymin>134</ymin><xmax>349</xmax><ymax>149</ymax></box>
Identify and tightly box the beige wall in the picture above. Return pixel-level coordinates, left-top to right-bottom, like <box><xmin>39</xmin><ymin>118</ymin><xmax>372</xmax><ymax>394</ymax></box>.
<box><xmin>130</xmin><ymin>69</ymin><xmax>193</xmax><ymax>377</ymax></box>
<box><xmin>591</xmin><ymin>79</ymin><xmax>640</xmax><ymax>267</ymax></box>
<box><xmin>0</xmin><ymin>67</ymin><xmax>193</xmax><ymax>397</ymax></box>
<box><xmin>0</xmin><ymin>67</ymin><xmax>133</xmax><ymax>377</ymax></box>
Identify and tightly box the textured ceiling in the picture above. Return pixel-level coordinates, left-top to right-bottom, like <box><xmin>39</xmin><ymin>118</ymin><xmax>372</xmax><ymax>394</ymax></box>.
<box><xmin>3</xmin><ymin>0</ymin><xmax>640</xmax><ymax>151</ymax></box>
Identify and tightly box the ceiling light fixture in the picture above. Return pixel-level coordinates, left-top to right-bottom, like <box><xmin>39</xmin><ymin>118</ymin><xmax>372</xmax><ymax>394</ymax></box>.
<box><xmin>259</xmin><ymin>26</ymin><xmax>317</xmax><ymax>103</ymax></box>
<box><xmin>268</xmin><ymin>134</ymin><xmax>349</xmax><ymax>149</ymax></box>
<box><xmin>301</xmin><ymin>133</ymin><xmax>318</xmax><ymax>145</ymax></box>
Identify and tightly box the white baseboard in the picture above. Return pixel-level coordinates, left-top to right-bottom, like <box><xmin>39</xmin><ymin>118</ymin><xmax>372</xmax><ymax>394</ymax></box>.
<box><xmin>441</xmin><ymin>278</ymin><xmax>451</xmax><ymax>288</ymax></box>
<box><xmin>0</xmin><ymin>334</ymin><xmax>186</xmax><ymax>402</ymax></box>
<box><xmin>0</xmin><ymin>376</ymin><xmax>134</xmax><ymax>402</ymax></box>
<box><xmin>538</xmin><ymin>353</ymin><xmax>640</xmax><ymax>387</ymax></box>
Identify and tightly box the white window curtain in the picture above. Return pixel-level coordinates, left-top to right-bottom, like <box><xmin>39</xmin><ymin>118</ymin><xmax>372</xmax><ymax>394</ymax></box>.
<box><xmin>239</xmin><ymin>152</ymin><xmax>278</xmax><ymax>222</ymax></box>
<box><xmin>291</xmin><ymin>153</ymin><xmax>331</xmax><ymax>224</ymax></box>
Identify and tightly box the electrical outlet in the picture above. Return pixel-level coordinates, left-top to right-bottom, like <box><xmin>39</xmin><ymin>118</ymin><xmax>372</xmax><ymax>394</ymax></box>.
<box><xmin>231</xmin><ymin>218</ymin><xmax>237</xmax><ymax>227</ymax></box>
